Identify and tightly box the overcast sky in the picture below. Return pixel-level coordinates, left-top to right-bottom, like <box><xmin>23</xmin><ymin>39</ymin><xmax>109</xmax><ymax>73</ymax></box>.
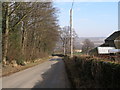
<box><xmin>54</xmin><ymin>2</ymin><xmax>118</xmax><ymax>37</ymax></box>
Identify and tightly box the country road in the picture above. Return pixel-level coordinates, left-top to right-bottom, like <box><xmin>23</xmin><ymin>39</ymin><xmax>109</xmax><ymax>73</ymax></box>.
<box><xmin>2</xmin><ymin>57</ymin><xmax>71</xmax><ymax>88</ymax></box>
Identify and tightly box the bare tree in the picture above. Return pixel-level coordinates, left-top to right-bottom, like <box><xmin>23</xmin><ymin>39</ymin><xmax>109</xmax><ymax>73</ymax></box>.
<box><xmin>59</xmin><ymin>26</ymin><xmax>78</xmax><ymax>55</ymax></box>
<box><xmin>2</xmin><ymin>2</ymin><xmax>60</xmax><ymax>65</ymax></box>
<box><xmin>82</xmin><ymin>39</ymin><xmax>95</xmax><ymax>55</ymax></box>
<box><xmin>60</xmin><ymin>26</ymin><xmax>70</xmax><ymax>55</ymax></box>
<box><xmin>2</xmin><ymin>2</ymin><xmax>35</xmax><ymax>63</ymax></box>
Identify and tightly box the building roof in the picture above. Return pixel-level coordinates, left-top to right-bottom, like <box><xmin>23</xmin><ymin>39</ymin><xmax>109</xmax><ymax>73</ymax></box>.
<box><xmin>105</xmin><ymin>31</ymin><xmax>120</xmax><ymax>41</ymax></box>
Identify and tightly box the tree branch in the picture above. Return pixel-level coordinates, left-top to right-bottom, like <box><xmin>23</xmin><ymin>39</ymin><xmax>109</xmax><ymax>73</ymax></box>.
<box><xmin>12</xmin><ymin>7</ymin><xmax>34</xmax><ymax>29</ymax></box>
<box><xmin>8</xmin><ymin>3</ymin><xmax>21</xmax><ymax>17</ymax></box>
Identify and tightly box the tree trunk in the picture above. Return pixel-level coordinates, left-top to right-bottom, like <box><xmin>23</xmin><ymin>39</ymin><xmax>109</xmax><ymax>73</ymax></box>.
<box><xmin>3</xmin><ymin>4</ymin><xmax>9</xmax><ymax>64</ymax></box>
<box><xmin>63</xmin><ymin>44</ymin><xmax>66</xmax><ymax>55</ymax></box>
<box><xmin>21</xmin><ymin>21</ymin><xmax>27</xmax><ymax>60</ymax></box>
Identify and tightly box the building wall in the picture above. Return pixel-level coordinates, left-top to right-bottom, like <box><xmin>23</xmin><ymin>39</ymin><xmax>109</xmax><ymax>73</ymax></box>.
<box><xmin>105</xmin><ymin>40</ymin><xmax>115</xmax><ymax>47</ymax></box>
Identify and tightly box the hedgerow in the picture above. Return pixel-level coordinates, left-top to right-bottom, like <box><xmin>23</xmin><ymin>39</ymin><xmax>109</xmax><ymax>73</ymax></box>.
<box><xmin>64</xmin><ymin>55</ymin><xmax>120</xmax><ymax>88</ymax></box>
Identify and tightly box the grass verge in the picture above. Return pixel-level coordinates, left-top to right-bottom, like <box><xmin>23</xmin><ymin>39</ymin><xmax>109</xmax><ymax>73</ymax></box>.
<box><xmin>2</xmin><ymin>56</ymin><xmax>51</xmax><ymax>77</ymax></box>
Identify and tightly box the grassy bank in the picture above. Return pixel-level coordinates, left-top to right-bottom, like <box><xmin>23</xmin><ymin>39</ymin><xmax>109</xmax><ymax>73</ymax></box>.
<box><xmin>64</xmin><ymin>55</ymin><xmax>120</xmax><ymax>88</ymax></box>
<box><xmin>2</xmin><ymin>56</ymin><xmax>51</xmax><ymax>77</ymax></box>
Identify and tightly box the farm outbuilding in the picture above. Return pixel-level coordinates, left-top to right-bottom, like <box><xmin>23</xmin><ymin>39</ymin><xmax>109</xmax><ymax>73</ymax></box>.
<box><xmin>100</xmin><ymin>31</ymin><xmax>120</xmax><ymax>48</ymax></box>
<box><xmin>89</xmin><ymin>31</ymin><xmax>120</xmax><ymax>58</ymax></box>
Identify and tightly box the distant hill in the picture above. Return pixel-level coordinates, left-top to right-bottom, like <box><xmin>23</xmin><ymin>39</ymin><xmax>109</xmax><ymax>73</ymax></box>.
<box><xmin>74</xmin><ymin>37</ymin><xmax>106</xmax><ymax>49</ymax></box>
<box><xmin>54</xmin><ymin>37</ymin><xmax>106</xmax><ymax>52</ymax></box>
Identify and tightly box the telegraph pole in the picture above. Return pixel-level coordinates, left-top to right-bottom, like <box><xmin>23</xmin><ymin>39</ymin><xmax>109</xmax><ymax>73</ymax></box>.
<box><xmin>70</xmin><ymin>0</ymin><xmax>74</xmax><ymax>57</ymax></box>
<box><xmin>70</xmin><ymin>9</ymin><xmax>73</xmax><ymax>57</ymax></box>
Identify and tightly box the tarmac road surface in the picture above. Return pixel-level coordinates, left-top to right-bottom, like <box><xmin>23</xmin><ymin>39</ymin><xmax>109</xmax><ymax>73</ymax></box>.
<box><xmin>2</xmin><ymin>57</ymin><xmax>71</xmax><ymax>88</ymax></box>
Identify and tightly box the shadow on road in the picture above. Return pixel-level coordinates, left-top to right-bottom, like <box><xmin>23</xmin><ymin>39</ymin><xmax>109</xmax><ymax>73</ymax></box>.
<box><xmin>31</xmin><ymin>58</ymin><xmax>71</xmax><ymax>89</ymax></box>
<box><xmin>49</xmin><ymin>58</ymin><xmax>63</xmax><ymax>61</ymax></box>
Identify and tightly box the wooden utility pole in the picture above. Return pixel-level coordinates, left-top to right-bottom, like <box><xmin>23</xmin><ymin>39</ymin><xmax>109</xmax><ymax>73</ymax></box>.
<box><xmin>70</xmin><ymin>9</ymin><xmax>73</xmax><ymax>57</ymax></box>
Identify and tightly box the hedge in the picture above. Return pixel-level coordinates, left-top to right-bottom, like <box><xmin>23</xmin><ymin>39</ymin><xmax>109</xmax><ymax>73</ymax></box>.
<box><xmin>64</xmin><ymin>56</ymin><xmax>120</xmax><ymax>88</ymax></box>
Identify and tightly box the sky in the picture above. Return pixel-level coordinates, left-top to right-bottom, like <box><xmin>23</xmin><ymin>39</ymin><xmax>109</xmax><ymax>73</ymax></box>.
<box><xmin>53</xmin><ymin>2</ymin><xmax>118</xmax><ymax>37</ymax></box>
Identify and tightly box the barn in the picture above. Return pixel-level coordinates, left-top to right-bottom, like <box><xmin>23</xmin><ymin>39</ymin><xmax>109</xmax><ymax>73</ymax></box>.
<box><xmin>89</xmin><ymin>31</ymin><xmax>120</xmax><ymax>61</ymax></box>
